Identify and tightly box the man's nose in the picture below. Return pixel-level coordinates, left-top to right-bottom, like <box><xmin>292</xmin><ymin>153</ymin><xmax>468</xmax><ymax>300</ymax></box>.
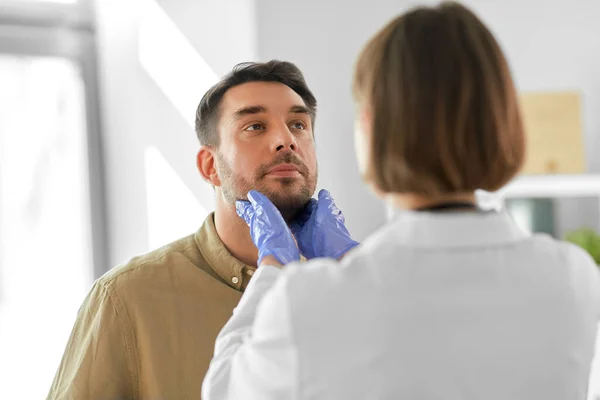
<box><xmin>271</xmin><ymin>124</ymin><xmax>297</xmax><ymax>152</ymax></box>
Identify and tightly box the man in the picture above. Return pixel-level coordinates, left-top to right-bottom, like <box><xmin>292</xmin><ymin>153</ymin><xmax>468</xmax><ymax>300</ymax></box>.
<box><xmin>47</xmin><ymin>60</ymin><xmax>321</xmax><ymax>399</ymax></box>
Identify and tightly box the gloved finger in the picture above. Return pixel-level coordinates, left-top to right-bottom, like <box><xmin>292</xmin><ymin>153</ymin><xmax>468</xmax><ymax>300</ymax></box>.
<box><xmin>235</xmin><ymin>200</ymin><xmax>254</xmax><ymax>226</ymax></box>
<box><xmin>318</xmin><ymin>189</ymin><xmax>334</xmax><ymax>209</ymax></box>
<box><xmin>317</xmin><ymin>189</ymin><xmax>344</xmax><ymax>224</ymax></box>
<box><xmin>304</xmin><ymin>198</ymin><xmax>318</xmax><ymax>219</ymax></box>
<box><xmin>248</xmin><ymin>190</ymin><xmax>274</xmax><ymax>210</ymax></box>
<box><xmin>290</xmin><ymin>199</ymin><xmax>317</xmax><ymax>236</ymax></box>
<box><xmin>248</xmin><ymin>190</ymin><xmax>286</xmax><ymax>230</ymax></box>
<box><xmin>331</xmin><ymin>241</ymin><xmax>361</xmax><ymax>260</ymax></box>
<box><xmin>290</xmin><ymin>199</ymin><xmax>318</xmax><ymax>233</ymax></box>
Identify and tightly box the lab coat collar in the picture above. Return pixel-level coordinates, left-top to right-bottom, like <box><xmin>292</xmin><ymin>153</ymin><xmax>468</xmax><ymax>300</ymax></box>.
<box><xmin>381</xmin><ymin>209</ymin><xmax>530</xmax><ymax>249</ymax></box>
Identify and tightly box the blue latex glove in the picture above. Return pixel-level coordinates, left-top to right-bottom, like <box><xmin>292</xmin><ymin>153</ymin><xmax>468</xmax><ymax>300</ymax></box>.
<box><xmin>236</xmin><ymin>190</ymin><xmax>301</xmax><ymax>266</ymax></box>
<box><xmin>290</xmin><ymin>189</ymin><xmax>360</xmax><ymax>260</ymax></box>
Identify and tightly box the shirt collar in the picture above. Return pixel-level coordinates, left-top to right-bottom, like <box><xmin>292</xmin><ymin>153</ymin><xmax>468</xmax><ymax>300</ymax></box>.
<box><xmin>194</xmin><ymin>213</ymin><xmax>256</xmax><ymax>291</ymax></box>
<box><xmin>380</xmin><ymin>209</ymin><xmax>531</xmax><ymax>249</ymax></box>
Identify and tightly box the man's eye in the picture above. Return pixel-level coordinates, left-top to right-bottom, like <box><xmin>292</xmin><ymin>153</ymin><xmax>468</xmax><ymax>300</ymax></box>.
<box><xmin>245</xmin><ymin>123</ymin><xmax>265</xmax><ymax>131</ymax></box>
<box><xmin>291</xmin><ymin>122</ymin><xmax>306</xmax><ymax>130</ymax></box>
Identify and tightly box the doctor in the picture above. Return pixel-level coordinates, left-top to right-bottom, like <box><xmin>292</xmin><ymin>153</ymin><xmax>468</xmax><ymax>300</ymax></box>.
<box><xmin>202</xmin><ymin>2</ymin><xmax>600</xmax><ymax>399</ymax></box>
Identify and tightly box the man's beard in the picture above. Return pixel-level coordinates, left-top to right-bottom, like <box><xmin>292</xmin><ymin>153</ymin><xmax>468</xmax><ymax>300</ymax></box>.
<box><xmin>216</xmin><ymin>152</ymin><xmax>317</xmax><ymax>221</ymax></box>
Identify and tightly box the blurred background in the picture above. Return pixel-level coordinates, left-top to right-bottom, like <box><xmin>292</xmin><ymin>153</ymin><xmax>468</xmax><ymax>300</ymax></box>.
<box><xmin>0</xmin><ymin>0</ymin><xmax>599</xmax><ymax>397</ymax></box>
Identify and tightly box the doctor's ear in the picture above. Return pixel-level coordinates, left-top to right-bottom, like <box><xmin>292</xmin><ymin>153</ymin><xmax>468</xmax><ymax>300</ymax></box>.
<box><xmin>197</xmin><ymin>147</ymin><xmax>221</xmax><ymax>187</ymax></box>
<box><xmin>359</xmin><ymin>107</ymin><xmax>373</xmax><ymax>135</ymax></box>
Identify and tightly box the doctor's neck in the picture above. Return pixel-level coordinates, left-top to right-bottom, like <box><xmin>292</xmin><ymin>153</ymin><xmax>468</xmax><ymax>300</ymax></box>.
<box><xmin>386</xmin><ymin>192</ymin><xmax>477</xmax><ymax>211</ymax></box>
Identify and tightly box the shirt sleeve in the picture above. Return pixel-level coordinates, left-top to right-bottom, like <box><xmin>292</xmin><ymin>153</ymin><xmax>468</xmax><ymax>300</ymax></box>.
<box><xmin>202</xmin><ymin>264</ymin><xmax>299</xmax><ymax>400</ymax></box>
<box><xmin>47</xmin><ymin>280</ymin><xmax>137</xmax><ymax>400</ymax></box>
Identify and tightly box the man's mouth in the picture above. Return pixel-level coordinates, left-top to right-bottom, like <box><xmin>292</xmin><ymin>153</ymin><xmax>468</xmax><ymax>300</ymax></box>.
<box><xmin>266</xmin><ymin>163</ymin><xmax>301</xmax><ymax>178</ymax></box>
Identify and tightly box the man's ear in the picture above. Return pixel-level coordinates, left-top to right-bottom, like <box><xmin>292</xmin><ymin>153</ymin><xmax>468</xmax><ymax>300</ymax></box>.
<box><xmin>197</xmin><ymin>146</ymin><xmax>221</xmax><ymax>187</ymax></box>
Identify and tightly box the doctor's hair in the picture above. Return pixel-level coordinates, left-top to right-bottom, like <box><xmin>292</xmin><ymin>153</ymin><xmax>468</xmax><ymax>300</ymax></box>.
<box><xmin>352</xmin><ymin>1</ymin><xmax>525</xmax><ymax>195</ymax></box>
<box><xmin>195</xmin><ymin>60</ymin><xmax>317</xmax><ymax>146</ymax></box>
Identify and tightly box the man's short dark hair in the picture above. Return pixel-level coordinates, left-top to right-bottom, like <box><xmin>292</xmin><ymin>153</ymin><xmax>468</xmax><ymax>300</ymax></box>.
<box><xmin>195</xmin><ymin>60</ymin><xmax>317</xmax><ymax>146</ymax></box>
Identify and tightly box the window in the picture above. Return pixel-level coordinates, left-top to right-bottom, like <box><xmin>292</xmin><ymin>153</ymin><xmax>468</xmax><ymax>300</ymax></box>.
<box><xmin>0</xmin><ymin>1</ymin><xmax>106</xmax><ymax>397</ymax></box>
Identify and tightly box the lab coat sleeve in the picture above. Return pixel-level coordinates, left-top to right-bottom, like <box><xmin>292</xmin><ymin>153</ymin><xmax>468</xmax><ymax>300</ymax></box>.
<box><xmin>587</xmin><ymin>263</ymin><xmax>600</xmax><ymax>400</ymax></box>
<box><xmin>202</xmin><ymin>264</ymin><xmax>299</xmax><ymax>400</ymax></box>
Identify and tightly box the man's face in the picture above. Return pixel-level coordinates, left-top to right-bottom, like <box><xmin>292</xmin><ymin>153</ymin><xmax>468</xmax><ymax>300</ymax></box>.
<box><xmin>214</xmin><ymin>81</ymin><xmax>318</xmax><ymax>220</ymax></box>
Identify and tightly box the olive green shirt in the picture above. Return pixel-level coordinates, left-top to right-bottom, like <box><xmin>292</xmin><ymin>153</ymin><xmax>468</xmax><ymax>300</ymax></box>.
<box><xmin>47</xmin><ymin>213</ymin><xmax>256</xmax><ymax>399</ymax></box>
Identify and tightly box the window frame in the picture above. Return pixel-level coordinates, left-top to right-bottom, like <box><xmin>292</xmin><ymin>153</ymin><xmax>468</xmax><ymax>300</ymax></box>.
<box><xmin>0</xmin><ymin>0</ymin><xmax>108</xmax><ymax>279</ymax></box>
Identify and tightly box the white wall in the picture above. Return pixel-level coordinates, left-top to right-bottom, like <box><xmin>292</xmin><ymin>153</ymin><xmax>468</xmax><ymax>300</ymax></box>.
<box><xmin>256</xmin><ymin>0</ymin><xmax>600</xmax><ymax>239</ymax></box>
<box><xmin>94</xmin><ymin>0</ymin><xmax>257</xmax><ymax>267</ymax></box>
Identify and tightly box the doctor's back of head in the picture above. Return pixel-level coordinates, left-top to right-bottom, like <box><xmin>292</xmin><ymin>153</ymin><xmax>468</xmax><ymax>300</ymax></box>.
<box><xmin>292</xmin><ymin>2</ymin><xmax>600</xmax><ymax>399</ymax></box>
<box><xmin>352</xmin><ymin>1</ymin><xmax>525</xmax><ymax>206</ymax></box>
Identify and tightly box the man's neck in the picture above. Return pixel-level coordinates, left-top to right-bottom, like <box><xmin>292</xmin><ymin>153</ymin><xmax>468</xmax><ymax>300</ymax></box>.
<box><xmin>214</xmin><ymin>200</ymin><xmax>259</xmax><ymax>268</ymax></box>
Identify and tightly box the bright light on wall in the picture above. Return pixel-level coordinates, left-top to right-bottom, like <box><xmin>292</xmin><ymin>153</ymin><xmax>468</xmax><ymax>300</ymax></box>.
<box><xmin>145</xmin><ymin>146</ymin><xmax>209</xmax><ymax>249</ymax></box>
<box><xmin>138</xmin><ymin>0</ymin><xmax>218</xmax><ymax>127</ymax></box>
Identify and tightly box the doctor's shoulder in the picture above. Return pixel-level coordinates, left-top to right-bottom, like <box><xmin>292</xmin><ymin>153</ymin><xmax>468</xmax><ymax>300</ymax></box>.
<box><xmin>529</xmin><ymin>233</ymin><xmax>600</xmax><ymax>305</ymax></box>
<box><xmin>528</xmin><ymin>233</ymin><xmax>599</xmax><ymax>275</ymax></box>
<box><xmin>557</xmin><ymin>238</ymin><xmax>600</xmax><ymax>295</ymax></box>
<box><xmin>279</xmin><ymin>239</ymin><xmax>388</xmax><ymax>303</ymax></box>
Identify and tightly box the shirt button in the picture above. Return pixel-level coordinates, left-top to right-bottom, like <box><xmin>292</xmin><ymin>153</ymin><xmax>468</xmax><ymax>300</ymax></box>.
<box><xmin>246</xmin><ymin>270</ymin><xmax>255</xmax><ymax>276</ymax></box>
<box><xmin>232</xmin><ymin>277</ymin><xmax>239</xmax><ymax>284</ymax></box>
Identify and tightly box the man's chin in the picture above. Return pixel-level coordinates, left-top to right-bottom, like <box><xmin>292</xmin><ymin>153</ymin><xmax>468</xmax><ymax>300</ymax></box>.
<box><xmin>269</xmin><ymin>192</ymin><xmax>310</xmax><ymax>212</ymax></box>
<box><xmin>258</xmin><ymin>188</ymin><xmax>312</xmax><ymax>221</ymax></box>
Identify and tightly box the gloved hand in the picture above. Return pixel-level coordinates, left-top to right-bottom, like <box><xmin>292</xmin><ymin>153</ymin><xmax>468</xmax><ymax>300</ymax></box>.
<box><xmin>290</xmin><ymin>189</ymin><xmax>360</xmax><ymax>260</ymax></box>
<box><xmin>236</xmin><ymin>190</ymin><xmax>301</xmax><ymax>266</ymax></box>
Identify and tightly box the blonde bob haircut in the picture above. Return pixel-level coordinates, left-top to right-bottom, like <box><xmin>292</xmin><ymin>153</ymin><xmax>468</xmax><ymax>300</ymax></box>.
<box><xmin>353</xmin><ymin>1</ymin><xmax>525</xmax><ymax>195</ymax></box>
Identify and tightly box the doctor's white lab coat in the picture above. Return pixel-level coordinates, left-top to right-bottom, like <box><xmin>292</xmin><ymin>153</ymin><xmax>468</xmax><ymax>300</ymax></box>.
<box><xmin>202</xmin><ymin>210</ymin><xmax>600</xmax><ymax>400</ymax></box>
